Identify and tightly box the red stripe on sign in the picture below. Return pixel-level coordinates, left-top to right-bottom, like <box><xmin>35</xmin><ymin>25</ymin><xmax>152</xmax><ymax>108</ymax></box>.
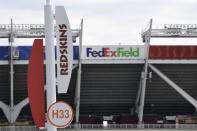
<box><xmin>27</xmin><ymin>39</ymin><xmax>45</xmax><ymax>127</ymax></box>
<box><xmin>149</xmin><ymin>46</ymin><xmax>197</xmax><ymax>59</ymax></box>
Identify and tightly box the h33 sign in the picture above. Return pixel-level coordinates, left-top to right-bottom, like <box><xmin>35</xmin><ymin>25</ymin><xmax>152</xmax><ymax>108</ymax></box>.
<box><xmin>47</xmin><ymin>101</ymin><xmax>74</xmax><ymax>127</ymax></box>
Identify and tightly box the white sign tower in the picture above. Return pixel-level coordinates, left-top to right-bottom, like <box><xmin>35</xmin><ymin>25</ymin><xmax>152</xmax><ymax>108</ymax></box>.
<box><xmin>44</xmin><ymin>0</ymin><xmax>57</xmax><ymax>131</ymax></box>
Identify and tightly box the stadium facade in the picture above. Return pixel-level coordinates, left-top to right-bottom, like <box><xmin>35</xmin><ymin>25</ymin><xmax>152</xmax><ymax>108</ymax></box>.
<box><xmin>0</xmin><ymin>44</ymin><xmax>197</xmax><ymax>126</ymax></box>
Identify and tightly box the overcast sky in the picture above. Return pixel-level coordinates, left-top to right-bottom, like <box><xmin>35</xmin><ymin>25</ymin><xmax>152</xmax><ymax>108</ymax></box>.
<box><xmin>0</xmin><ymin>0</ymin><xmax>197</xmax><ymax>45</ymax></box>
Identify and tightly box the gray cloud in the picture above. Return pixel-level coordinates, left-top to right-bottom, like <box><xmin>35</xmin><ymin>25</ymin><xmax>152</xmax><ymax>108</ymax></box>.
<box><xmin>0</xmin><ymin>0</ymin><xmax>197</xmax><ymax>45</ymax></box>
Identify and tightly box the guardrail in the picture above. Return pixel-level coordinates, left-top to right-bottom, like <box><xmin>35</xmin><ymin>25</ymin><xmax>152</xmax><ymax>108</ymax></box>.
<box><xmin>0</xmin><ymin>124</ymin><xmax>197</xmax><ymax>131</ymax></box>
<box><xmin>65</xmin><ymin>124</ymin><xmax>197</xmax><ymax>129</ymax></box>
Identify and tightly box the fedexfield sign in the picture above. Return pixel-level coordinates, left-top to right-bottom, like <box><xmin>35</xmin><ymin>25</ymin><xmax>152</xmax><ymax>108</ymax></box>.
<box><xmin>83</xmin><ymin>46</ymin><xmax>146</xmax><ymax>59</ymax></box>
<box><xmin>55</xmin><ymin>6</ymin><xmax>73</xmax><ymax>93</ymax></box>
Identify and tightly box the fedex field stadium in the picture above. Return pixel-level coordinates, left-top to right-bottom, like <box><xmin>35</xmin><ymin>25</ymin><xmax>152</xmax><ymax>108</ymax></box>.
<box><xmin>1</xmin><ymin>14</ymin><xmax>197</xmax><ymax>131</ymax></box>
<box><xmin>1</xmin><ymin>40</ymin><xmax>197</xmax><ymax>130</ymax></box>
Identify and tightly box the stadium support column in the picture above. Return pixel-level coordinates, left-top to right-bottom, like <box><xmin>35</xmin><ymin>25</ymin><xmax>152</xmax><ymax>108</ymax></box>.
<box><xmin>135</xmin><ymin>71</ymin><xmax>144</xmax><ymax>114</ymax></box>
<box><xmin>74</xmin><ymin>19</ymin><xmax>83</xmax><ymax>125</ymax></box>
<box><xmin>149</xmin><ymin>64</ymin><xmax>197</xmax><ymax>110</ymax></box>
<box><xmin>44</xmin><ymin>1</ymin><xmax>57</xmax><ymax>131</ymax></box>
<box><xmin>138</xmin><ymin>19</ymin><xmax>153</xmax><ymax>126</ymax></box>
<box><xmin>9</xmin><ymin>19</ymin><xmax>15</xmax><ymax>125</ymax></box>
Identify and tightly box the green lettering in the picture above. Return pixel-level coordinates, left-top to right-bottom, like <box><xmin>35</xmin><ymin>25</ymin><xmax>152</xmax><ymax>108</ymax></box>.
<box><xmin>133</xmin><ymin>48</ymin><xmax>139</xmax><ymax>57</ymax></box>
<box><xmin>117</xmin><ymin>48</ymin><xmax>123</xmax><ymax>57</ymax></box>
<box><xmin>118</xmin><ymin>47</ymin><xmax>139</xmax><ymax>57</ymax></box>
<box><xmin>125</xmin><ymin>51</ymin><xmax>130</xmax><ymax>57</ymax></box>
<box><xmin>129</xmin><ymin>48</ymin><xmax>133</xmax><ymax>56</ymax></box>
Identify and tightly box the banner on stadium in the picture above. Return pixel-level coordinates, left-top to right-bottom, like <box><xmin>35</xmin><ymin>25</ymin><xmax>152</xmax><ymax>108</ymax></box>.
<box><xmin>55</xmin><ymin>6</ymin><xmax>73</xmax><ymax>93</ymax></box>
<box><xmin>82</xmin><ymin>45</ymin><xmax>146</xmax><ymax>59</ymax></box>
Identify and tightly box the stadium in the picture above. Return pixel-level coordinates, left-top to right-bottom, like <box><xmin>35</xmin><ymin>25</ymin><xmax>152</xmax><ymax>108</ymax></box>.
<box><xmin>0</xmin><ymin>19</ymin><xmax>197</xmax><ymax>131</ymax></box>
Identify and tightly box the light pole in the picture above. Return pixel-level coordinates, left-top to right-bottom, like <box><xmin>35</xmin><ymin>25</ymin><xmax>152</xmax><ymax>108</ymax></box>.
<box><xmin>44</xmin><ymin>0</ymin><xmax>57</xmax><ymax>131</ymax></box>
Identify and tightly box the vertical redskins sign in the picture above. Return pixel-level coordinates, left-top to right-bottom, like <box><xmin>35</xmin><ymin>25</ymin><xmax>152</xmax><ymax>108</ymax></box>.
<box><xmin>55</xmin><ymin>6</ymin><xmax>73</xmax><ymax>93</ymax></box>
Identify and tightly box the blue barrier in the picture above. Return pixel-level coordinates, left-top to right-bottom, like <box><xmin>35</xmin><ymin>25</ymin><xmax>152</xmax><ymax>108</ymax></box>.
<box><xmin>0</xmin><ymin>46</ymin><xmax>79</xmax><ymax>60</ymax></box>
<box><xmin>0</xmin><ymin>46</ymin><xmax>9</xmax><ymax>60</ymax></box>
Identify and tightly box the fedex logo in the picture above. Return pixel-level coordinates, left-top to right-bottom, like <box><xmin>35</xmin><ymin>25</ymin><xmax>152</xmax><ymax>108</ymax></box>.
<box><xmin>87</xmin><ymin>48</ymin><xmax>139</xmax><ymax>57</ymax></box>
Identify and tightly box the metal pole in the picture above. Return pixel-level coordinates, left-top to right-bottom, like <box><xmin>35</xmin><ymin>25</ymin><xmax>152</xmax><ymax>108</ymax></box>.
<box><xmin>138</xmin><ymin>19</ymin><xmax>153</xmax><ymax>125</ymax></box>
<box><xmin>75</xmin><ymin>19</ymin><xmax>83</xmax><ymax>124</ymax></box>
<box><xmin>44</xmin><ymin>0</ymin><xmax>56</xmax><ymax>131</ymax></box>
<box><xmin>149</xmin><ymin>64</ymin><xmax>197</xmax><ymax>110</ymax></box>
<box><xmin>135</xmin><ymin>72</ymin><xmax>144</xmax><ymax>109</ymax></box>
<box><xmin>9</xmin><ymin>19</ymin><xmax>14</xmax><ymax>125</ymax></box>
<box><xmin>0</xmin><ymin>101</ymin><xmax>10</xmax><ymax>122</ymax></box>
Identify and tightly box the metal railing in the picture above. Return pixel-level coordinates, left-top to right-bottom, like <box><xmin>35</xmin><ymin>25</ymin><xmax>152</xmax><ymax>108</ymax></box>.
<box><xmin>0</xmin><ymin>24</ymin><xmax>80</xmax><ymax>38</ymax></box>
<box><xmin>66</xmin><ymin>124</ymin><xmax>197</xmax><ymax>129</ymax></box>
<box><xmin>0</xmin><ymin>124</ymin><xmax>197</xmax><ymax>131</ymax></box>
